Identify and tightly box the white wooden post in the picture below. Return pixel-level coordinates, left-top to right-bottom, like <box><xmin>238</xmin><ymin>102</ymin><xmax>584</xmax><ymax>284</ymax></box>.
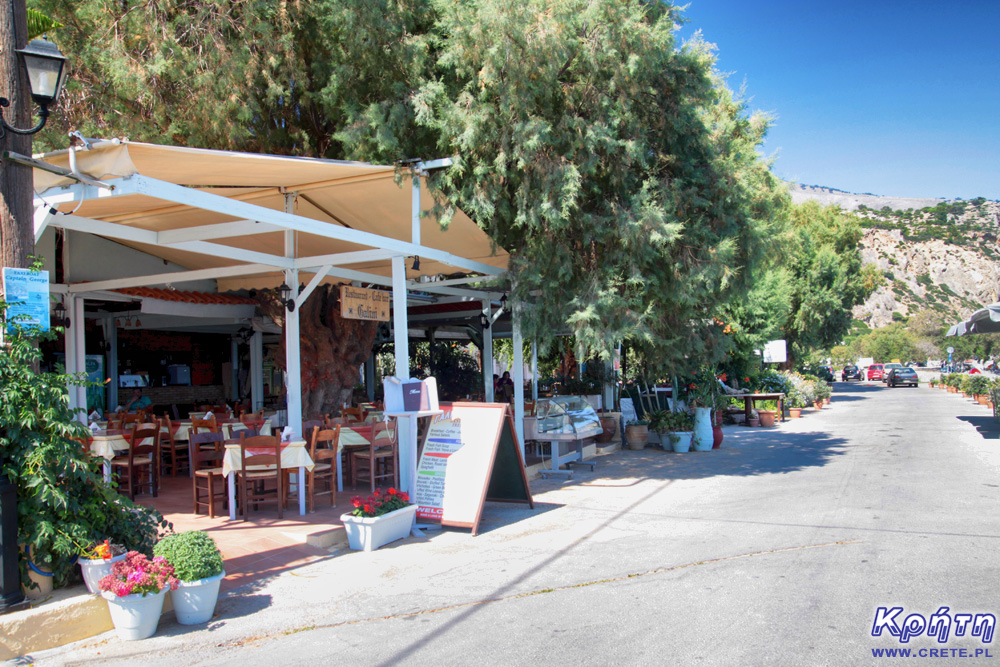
<box><xmin>391</xmin><ymin>255</ymin><xmax>410</xmax><ymax>380</ymax></box>
<box><xmin>74</xmin><ymin>297</ymin><xmax>86</xmax><ymax>418</ymax></box>
<box><xmin>250</xmin><ymin>331</ymin><xmax>263</xmax><ymax>411</ymax></box>
<box><xmin>531</xmin><ymin>340</ymin><xmax>539</xmax><ymax>402</ymax></box>
<box><xmin>512</xmin><ymin>305</ymin><xmax>525</xmax><ymax>457</ymax></box>
<box><xmin>230</xmin><ymin>337</ymin><xmax>240</xmax><ymax>403</ymax></box>
<box><xmin>284</xmin><ymin>194</ymin><xmax>303</xmax><ymax>438</ymax></box>
<box><xmin>64</xmin><ymin>295</ymin><xmax>78</xmax><ymax>417</ymax></box>
<box><xmin>483</xmin><ymin>299</ymin><xmax>494</xmax><ymax>401</ymax></box>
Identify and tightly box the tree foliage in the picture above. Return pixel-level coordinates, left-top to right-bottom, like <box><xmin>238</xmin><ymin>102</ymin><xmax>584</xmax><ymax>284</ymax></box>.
<box><xmin>35</xmin><ymin>0</ymin><xmax>789</xmax><ymax>377</ymax></box>
<box><xmin>779</xmin><ymin>201</ymin><xmax>868</xmax><ymax>364</ymax></box>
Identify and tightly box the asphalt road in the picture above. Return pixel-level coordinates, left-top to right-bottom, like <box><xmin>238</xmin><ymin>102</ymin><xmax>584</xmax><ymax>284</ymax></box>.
<box><xmin>30</xmin><ymin>381</ymin><xmax>1000</xmax><ymax>666</ymax></box>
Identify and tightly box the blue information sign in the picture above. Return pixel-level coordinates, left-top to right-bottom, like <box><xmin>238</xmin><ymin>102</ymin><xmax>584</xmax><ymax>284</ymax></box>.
<box><xmin>2</xmin><ymin>267</ymin><xmax>50</xmax><ymax>332</ymax></box>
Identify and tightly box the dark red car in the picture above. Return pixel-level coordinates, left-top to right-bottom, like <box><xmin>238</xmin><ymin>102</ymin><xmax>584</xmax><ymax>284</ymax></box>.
<box><xmin>867</xmin><ymin>364</ymin><xmax>884</xmax><ymax>381</ymax></box>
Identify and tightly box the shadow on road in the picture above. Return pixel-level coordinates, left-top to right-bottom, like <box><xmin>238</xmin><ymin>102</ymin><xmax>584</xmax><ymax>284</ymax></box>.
<box><xmin>956</xmin><ymin>414</ymin><xmax>1000</xmax><ymax>439</ymax></box>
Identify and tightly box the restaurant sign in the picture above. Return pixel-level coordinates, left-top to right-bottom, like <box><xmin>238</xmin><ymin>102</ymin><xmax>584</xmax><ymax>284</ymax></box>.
<box><xmin>340</xmin><ymin>285</ymin><xmax>390</xmax><ymax>322</ymax></box>
<box><xmin>2</xmin><ymin>267</ymin><xmax>50</xmax><ymax>333</ymax></box>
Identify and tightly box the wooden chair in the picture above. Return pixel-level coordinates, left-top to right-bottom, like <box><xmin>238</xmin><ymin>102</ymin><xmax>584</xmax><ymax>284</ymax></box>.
<box><xmin>190</xmin><ymin>416</ymin><xmax>219</xmax><ymax>440</ymax></box>
<box><xmin>302</xmin><ymin>419</ymin><xmax>323</xmax><ymax>436</ymax></box>
<box><xmin>237</xmin><ymin>433</ymin><xmax>283</xmax><ymax>520</ymax></box>
<box><xmin>191</xmin><ymin>432</ymin><xmax>227</xmax><ymax>517</ymax></box>
<box><xmin>342</xmin><ymin>407</ymin><xmax>364</xmax><ymax>422</ymax></box>
<box><xmin>110</xmin><ymin>422</ymin><xmax>159</xmax><ymax>500</ymax></box>
<box><xmin>287</xmin><ymin>425</ymin><xmax>339</xmax><ymax>512</ymax></box>
<box><xmin>351</xmin><ymin>421</ymin><xmax>398</xmax><ymax>492</ymax></box>
<box><xmin>159</xmin><ymin>415</ymin><xmax>190</xmax><ymax>477</ymax></box>
<box><xmin>240</xmin><ymin>410</ymin><xmax>264</xmax><ymax>427</ymax></box>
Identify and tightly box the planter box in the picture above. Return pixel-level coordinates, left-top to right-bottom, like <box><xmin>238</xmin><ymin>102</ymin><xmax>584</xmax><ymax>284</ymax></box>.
<box><xmin>341</xmin><ymin>505</ymin><xmax>417</xmax><ymax>552</ymax></box>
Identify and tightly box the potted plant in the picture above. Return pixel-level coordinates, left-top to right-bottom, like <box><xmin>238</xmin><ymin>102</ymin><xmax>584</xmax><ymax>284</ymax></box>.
<box><xmin>747</xmin><ymin>409</ymin><xmax>760</xmax><ymax>427</ymax></box>
<box><xmin>79</xmin><ymin>540</ymin><xmax>128</xmax><ymax>595</ymax></box>
<box><xmin>687</xmin><ymin>367</ymin><xmax>722</xmax><ymax>451</ymax></box>
<box><xmin>595</xmin><ymin>411</ymin><xmax>619</xmax><ymax>444</ymax></box>
<box><xmin>98</xmin><ymin>552</ymin><xmax>178</xmax><ymax>641</ymax></box>
<box><xmin>624</xmin><ymin>419</ymin><xmax>649</xmax><ymax>450</ymax></box>
<box><xmin>666</xmin><ymin>411</ymin><xmax>695</xmax><ymax>453</ymax></box>
<box><xmin>153</xmin><ymin>531</ymin><xmax>226</xmax><ymax>625</ymax></box>
<box><xmin>341</xmin><ymin>488</ymin><xmax>417</xmax><ymax>551</ymax></box>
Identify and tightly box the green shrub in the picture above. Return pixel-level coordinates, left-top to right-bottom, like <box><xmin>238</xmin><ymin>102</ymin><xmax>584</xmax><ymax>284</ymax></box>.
<box><xmin>154</xmin><ymin>531</ymin><xmax>224</xmax><ymax>582</ymax></box>
<box><xmin>1</xmin><ymin>302</ymin><xmax>169</xmax><ymax>588</ymax></box>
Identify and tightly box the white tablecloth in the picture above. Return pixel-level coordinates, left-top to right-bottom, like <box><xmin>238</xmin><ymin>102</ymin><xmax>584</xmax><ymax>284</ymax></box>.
<box><xmin>221</xmin><ymin>441</ymin><xmax>312</xmax><ymax>476</ymax></box>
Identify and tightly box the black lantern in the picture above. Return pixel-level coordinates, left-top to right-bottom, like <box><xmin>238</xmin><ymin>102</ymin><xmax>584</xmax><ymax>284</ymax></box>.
<box><xmin>52</xmin><ymin>299</ymin><xmax>70</xmax><ymax>328</ymax></box>
<box><xmin>0</xmin><ymin>38</ymin><xmax>69</xmax><ymax>138</ymax></box>
<box><xmin>278</xmin><ymin>284</ymin><xmax>295</xmax><ymax>312</ymax></box>
<box><xmin>500</xmin><ymin>293</ymin><xmax>508</xmax><ymax>308</ymax></box>
<box><xmin>479</xmin><ymin>313</ymin><xmax>490</xmax><ymax>329</ymax></box>
<box><xmin>412</xmin><ymin>256</ymin><xmax>420</xmax><ymax>271</ymax></box>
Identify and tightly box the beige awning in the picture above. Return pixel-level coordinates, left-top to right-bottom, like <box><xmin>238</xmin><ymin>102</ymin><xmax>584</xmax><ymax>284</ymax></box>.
<box><xmin>33</xmin><ymin>140</ymin><xmax>507</xmax><ymax>292</ymax></box>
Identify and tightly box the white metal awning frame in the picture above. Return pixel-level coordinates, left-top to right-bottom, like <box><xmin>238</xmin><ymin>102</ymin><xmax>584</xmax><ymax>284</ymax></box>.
<box><xmin>26</xmin><ymin>148</ymin><xmax>527</xmax><ymax>448</ymax></box>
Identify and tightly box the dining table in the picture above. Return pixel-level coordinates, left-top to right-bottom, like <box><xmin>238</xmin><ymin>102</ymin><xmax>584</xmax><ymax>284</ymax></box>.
<box><xmin>88</xmin><ymin>428</ymin><xmax>158</xmax><ymax>482</ymax></box>
<box><xmin>220</xmin><ymin>439</ymin><xmax>313</xmax><ymax>520</ymax></box>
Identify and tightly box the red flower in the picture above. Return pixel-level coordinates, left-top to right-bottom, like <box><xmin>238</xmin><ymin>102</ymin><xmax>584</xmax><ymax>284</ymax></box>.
<box><xmin>363</xmin><ymin>504</ymin><xmax>373</xmax><ymax>514</ymax></box>
<box><xmin>352</xmin><ymin>496</ymin><xmax>362</xmax><ymax>508</ymax></box>
<box><xmin>387</xmin><ymin>488</ymin><xmax>397</xmax><ymax>496</ymax></box>
<box><xmin>718</xmin><ymin>373</ymin><xmax>727</xmax><ymax>382</ymax></box>
<box><xmin>400</xmin><ymin>492</ymin><xmax>410</xmax><ymax>502</ymax></box>
<box><xmin>688</xmin><ymin>383</ymin><xmax>696</xmax><ymax>390</ymax></box>
<box><xmin>744</xmin><ymin>377</ymin><xmax>750</xmax><ymax>383</ymax></box>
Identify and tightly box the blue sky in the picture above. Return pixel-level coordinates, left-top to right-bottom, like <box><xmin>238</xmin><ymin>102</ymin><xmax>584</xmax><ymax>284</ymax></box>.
<box><xmin>677</xmin><ymin>1</ymin><xmax>1000</xmax><ymax>200</ymax></box>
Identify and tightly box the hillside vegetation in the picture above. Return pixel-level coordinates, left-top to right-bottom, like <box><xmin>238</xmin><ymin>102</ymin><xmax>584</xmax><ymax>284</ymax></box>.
<box><xmin>791</xmin><ymin>184</ymin><xmax>1000</xmax><ymax>330</ymax></box>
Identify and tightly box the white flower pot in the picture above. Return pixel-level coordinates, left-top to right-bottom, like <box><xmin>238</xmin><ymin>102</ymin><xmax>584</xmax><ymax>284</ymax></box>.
<box><xmin>670</xmin><ymin>431</ymin><xmax>693</xmax><ymax>453</ymax></box>
<box><xmin>102</xmin><ymin>587</ymin><xmax>169</xmax><ymax>641</ymax></box>
<box><xmin>171</xmin><ymin>571</ymin><xmax>226</xmax><ymax>625</ymax></box>
<box><xmin>692</xmin><ymin>407</ymin><xmax>713</xmax><ymax>451</ymax></box>
<box><xmin>340</xmin><ymin>505</ymin><xmax>418</xmax><ymax>551</ymax></box>
<box><xmin>79</xmin><ymin>553</ymin><xmax>127</xmax><ymax>594</ymax></box>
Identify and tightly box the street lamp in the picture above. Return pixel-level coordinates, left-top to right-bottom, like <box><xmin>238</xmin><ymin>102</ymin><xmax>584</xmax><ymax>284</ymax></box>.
<box><xmin>0</xmin><ymin>38</ymin><xmax>69</xmax><ymax>138</ymax></box>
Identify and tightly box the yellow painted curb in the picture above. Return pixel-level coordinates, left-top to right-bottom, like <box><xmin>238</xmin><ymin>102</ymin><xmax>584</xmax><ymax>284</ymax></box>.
<box><xmin>0</xmin><ymin>588</ymin><xmax>112</xmax><ymax>661</ymax></box>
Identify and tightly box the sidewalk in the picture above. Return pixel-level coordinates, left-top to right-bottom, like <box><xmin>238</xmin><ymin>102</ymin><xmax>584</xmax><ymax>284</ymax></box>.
<box><xmin>19</xmin><ymin>417</ymin><xmax>842</xmax><ymax>666</ymax></box>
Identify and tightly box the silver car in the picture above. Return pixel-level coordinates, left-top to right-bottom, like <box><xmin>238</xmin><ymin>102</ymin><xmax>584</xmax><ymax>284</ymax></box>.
<box><xmin>886</xmin><ymin>367</ymin><xmax>918</xmax><ymax>387</ymax></box>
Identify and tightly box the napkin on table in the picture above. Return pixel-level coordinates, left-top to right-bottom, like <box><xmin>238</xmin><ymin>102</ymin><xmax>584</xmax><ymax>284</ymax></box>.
<box><xmin>89</xmin><ymin>422</ymin><xmax>101</xmax><ymax>433</ymax></box>
<box><xmin>280</xmin><ymin>426</ymin><xmax>293</xmax><ymax>442</ymax></box>
<box><xmin>205</xmin><ymin>411</ymin><xmax>214</xmax><ymax>420</ymax></box>
<box><xmin>89</xmin><ymin>410</ymin><xmax>101</xmax><ymax>421</ymax></box>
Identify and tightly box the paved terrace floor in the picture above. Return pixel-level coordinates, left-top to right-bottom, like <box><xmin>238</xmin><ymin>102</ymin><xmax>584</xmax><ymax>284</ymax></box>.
<box><xmin>139</xmin><ymin>477</ymin><xmax>363</xmax><ymax>594</ymax></box>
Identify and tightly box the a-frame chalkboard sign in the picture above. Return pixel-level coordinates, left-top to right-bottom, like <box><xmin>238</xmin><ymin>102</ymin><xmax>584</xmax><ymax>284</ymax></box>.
<box><xmin>413</xmin><ymin>402</ymin><xmax>534</xmax><ymax>536</ymax></box>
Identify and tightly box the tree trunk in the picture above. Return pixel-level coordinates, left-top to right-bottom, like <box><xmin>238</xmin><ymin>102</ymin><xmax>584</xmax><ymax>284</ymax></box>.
<box><xmin>257</xmin><ymin>285</ymin><xmax>378</xmax><ymax>420</ymax></box>
<box><xmin>0</xmin><ymin>0</ymin><xmax>34</xmax><ymax>278</ymax></box>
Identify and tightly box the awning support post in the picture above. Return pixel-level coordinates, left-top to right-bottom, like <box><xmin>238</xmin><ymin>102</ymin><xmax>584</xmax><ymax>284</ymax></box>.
<box><xmin>512</xmin><ymin>304</ymin><xmax>525</xmax><ymax>458</ymax></box>
<box><xmin>250</xmin><ymin>331</ymin><xmax>263</xmax><ymax>411</ymax></box>
<box><xmin>284</xmin><ymin>193</ymin><xmax>303</xmax><ymax>438</ymax></box>
<box><xmin>483</xmin><ymin>300</ymin><xmax>494</xmax><ymax>401</ymax></box>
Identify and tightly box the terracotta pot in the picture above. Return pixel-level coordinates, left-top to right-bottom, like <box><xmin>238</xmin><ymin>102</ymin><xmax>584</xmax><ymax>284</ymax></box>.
<box><xmin>596</xmin><ymin>416</ymin><xmax>618</xmax><ymax>443</ymax></box>
<box><xmin>813</xmin><ymin>401</ymin><xmax>823</xmax><ymax>410</ymax></box>
<box><xmin>747</xmin><ymin>418</ymin><xmax>760</xmax><ymax>427</ymax></box>
<box><xmin>758</xmin><ymin>410</ymin><xmax>776</xmax><ymax>427</ymax></box>
<box><xmin>824</xmin><ymin>397</ymin><xmax>831</xmax><ymax>405</ymax></box>
<box><xmin>712</xmin><ymin>424</ymin><xmax>723</xmax><ymax>449</ymax></box>
<box><xmin>788</xmin><ymin>407</ymin><xmax>802</xmax><ymax>419</ymax></box>
<box><xmin>624</xmin><ymin>424</ymin><xmax>648</xmax><ymax>450</ymax></box>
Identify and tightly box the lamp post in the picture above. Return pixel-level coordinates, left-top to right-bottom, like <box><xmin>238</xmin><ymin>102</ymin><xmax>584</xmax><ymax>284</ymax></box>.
<box><xmin>0</xmin><ymin>11</ymin><xmax>68</xmax><ymax>611</ymax></box>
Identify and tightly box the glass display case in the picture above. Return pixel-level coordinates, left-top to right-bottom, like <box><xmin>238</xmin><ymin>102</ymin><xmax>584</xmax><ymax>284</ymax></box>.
<box><xmin>525</xmin><ymin>395</ymin><xmax>602</xmax><ymax>442</ymax></box>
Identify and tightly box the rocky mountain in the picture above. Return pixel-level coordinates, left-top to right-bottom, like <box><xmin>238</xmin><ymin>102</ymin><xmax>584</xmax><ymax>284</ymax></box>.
<box><xmin>787</xmin><ymin>183</ymin><xmax>1000</xmax><ymax>329</ymax></box>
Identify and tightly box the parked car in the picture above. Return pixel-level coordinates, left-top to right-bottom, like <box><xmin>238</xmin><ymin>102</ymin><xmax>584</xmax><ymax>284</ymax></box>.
<box><xmin>867</xmin><ymin>364</ymin><xmax>885</xmax><ymax>381</ymax></box>
<box><xmin>816</xmin><ymin>366</ymin><xmax>834</xmax><ymax>383</ymax></box>
<box><xmin>841</xmin><ymin>365</ymin><xmax>861</xmax><ymax>381</ymax></box>
<box><xmin>886</xmin><ymin>367</ymin><xmax>919</xmax><ymax>388</ymax></box>
<box><xmin>881</xmin><ymin>362</ymin><xmax>905</xmax><ymax>383</ymax></box>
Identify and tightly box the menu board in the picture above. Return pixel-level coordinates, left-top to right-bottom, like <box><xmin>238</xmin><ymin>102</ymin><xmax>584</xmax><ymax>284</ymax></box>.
<box><xmin>414</xmin><ymin>402</ymin><xmax>533</xmax><ymax>535</ymax></box>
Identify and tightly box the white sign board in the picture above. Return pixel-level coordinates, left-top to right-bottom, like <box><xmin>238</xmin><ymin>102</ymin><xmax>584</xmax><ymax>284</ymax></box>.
<box><xmin>763</xmin><ymin>339</ymin><xmax>787</xmax><ymax>364</ymax></box>
<box><xmin>2</xmin><ymin>268</ymin><xmax>50</xmax><ymax>332</ymax></box>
